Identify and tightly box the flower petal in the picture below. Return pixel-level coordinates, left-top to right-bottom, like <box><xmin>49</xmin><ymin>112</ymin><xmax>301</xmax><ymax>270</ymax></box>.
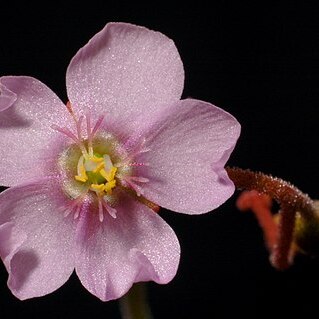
<box><xmin>75</xmin><ymin>192</ymin><xmax>180</xmax><ymax>301</ymax></box>
<box><xmin>66</xmin><ymin>22</ymin><xmax>184</xmax><ymax>128</ymax></box>
<box><xmin>0</xmin><ymin>179</ymin><xmax>76</xmax><ymax>300</ymax></box>
<box><xmin>0</xmin><ymin>79</ymin><xmax>17</xmax><ymax>111</ymax></box>
<box><xmin>0</xmin><ymin>76</ymin><xmax>70</xmax><ymax>187</ymax></box>
<box><xmin>138</xmin><ymin>98</ymin><xmax>241</xmax><ymax>214</ymax></box>
<box><xmin>0</xmin><ymin>222</ymin><xmax>27</xmax><ymax>268</ymax></box>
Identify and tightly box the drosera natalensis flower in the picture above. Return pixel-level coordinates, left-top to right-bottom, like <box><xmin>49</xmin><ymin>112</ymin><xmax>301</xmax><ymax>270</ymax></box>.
<box><xmin>0</xmin><ymin>22</ymin><xmax>241</xmax><ymax>301</ymax></box>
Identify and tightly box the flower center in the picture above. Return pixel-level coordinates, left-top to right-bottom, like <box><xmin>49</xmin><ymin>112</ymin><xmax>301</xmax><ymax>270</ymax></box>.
<box><xmin>75</xmin><ymin>153</ymin><xmax>117</xmax><ymax>196</ymax></box>
<box><xmin>53</xmin><ymin>103</ymin><xmax>154</xmax><ymax>221</ymax></box>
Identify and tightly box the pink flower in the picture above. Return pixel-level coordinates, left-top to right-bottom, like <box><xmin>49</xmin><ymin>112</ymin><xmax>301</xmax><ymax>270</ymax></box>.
<box><xmin>0</xmin><ymin>22</ymin><xmax>240</xmax><ymax>301</ymax></box>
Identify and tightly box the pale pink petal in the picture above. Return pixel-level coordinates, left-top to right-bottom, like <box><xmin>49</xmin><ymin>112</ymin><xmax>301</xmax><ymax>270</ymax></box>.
<box><xmin>0</xmin><ymin>179</ymin><xmax>76</xmax><ymax>300</ymax></box>
<box><xmin>0</xmin><ymin>79</ymin><xmax>17</xmax><ymax>111</ymax></box>
<box><xmin>0</xmin><ymin>76</ymin><xmax>71</xmax><ymax>187</ymax></box>
<box><xmin>75</xmin><ymin>192</ymin><xmax>180</xmax><ymax>301</ymax></box>
<box><xmin>138</xmin><ymin>98</ymin><xmax>241</xmax><ymax>214</ymax></box>
<box><xmin>66</xmin><ymin>22</ymin><xmax>184</xmax><ymax>129</ymax></box>
<box><xmin>0</xmin><ymin>222</ymin><xmax>27</xmax><ymax>267</ymax></box>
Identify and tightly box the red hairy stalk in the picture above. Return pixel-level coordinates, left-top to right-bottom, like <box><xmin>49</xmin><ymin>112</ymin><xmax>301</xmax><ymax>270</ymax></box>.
<box><xmin>226</xmin><ymin>167</ymin><xmax>316</xmax><ymax>270</ymax></box>
<box><xmin>226</xmin><ymin>167</ymin><xmax>315</xmax><ymax>220</ymax></box>
<box><xmin>237</xmin><ymin>190</ymin><xmax>278</xmax><ymax>251</ymax></box>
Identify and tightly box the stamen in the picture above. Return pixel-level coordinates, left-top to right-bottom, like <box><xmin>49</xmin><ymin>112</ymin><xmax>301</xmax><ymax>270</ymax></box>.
<box><xmin>75</xmin><ymin>155</ymin><xmax>88</xmax><ymax>182</ymax></box>
<box><xmin>74</xmin><ymin>145</ymin><xmax>117</xmax><ymax>197</ymax></box>
<box><xmin>84</xmin><ymin>157</ymin><xmax>103</xmax><ymax>172</ymax></box>
<box><xmin>58</xmin><ymin>110</ymin><xmax>155</xmax><ymax>221</ymax></box>
<box><xmin>92</xmin><ymin>161</ymin><xmax>104</xmax><ymax>173</ymax></box>
<box><xmin>100</xmin><ymin>167</ymin><xmax>117</xmax><ymax>182</ymax></box>
<box><xmin>90</xmin><ymin>183</ymin><xmax>105</xmax><ymax>194</ymax></box>
<box><xmin>103</xmin><ymin>154</ymin><xmax>113</xmax><ymax>171</ymax></box>
<box><xmin>99</xmin><ymin>155</ymin><xmax>117</xmax><ymax>182</ymax></box>
<box><xmin>75</xmin><ymin>175</ymin><xmax>87</xmax><ymax>183</ymax></box>
<box><xmin>104</xmin><ymin>180</ymin><xmax>116</xmax><ymax>195</ymax></box>
<box><xmin>91</xmin><ymin>157</ymin><xmax>104</xmax><ymax>163</ymax></box>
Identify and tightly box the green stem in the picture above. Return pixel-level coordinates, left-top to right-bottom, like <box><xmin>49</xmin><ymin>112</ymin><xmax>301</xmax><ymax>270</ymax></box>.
<box><xmin>119</xmin><ymin>283</ymin><xmax>153</xmax><ymax>319</ymax></box>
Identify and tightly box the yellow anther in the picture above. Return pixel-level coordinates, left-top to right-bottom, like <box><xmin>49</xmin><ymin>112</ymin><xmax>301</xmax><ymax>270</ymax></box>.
<box><xmin>91</xmin><ymin>156</ymin><xmax>104</xmax><ymax>163</ymax></box>
<box><xmin>100</xmin><ymin>167</ymin><xmax>117</xmax><ymax>182</ymax></box>
<box><xmin>90</xmin><ymin>183</ymin><xmax>105</xmax><ymax>194</ymax></box>
<box><xmin>84</xmin><ymin>155</ymin><xmax>104</xmax><ymax>172</ymax></box>
<box><xmin>74</xmin><ymin>152</ymin><xmax>117</xmax><ymax>198</ymax></box>
<box><xmin>75</xmin><ymin>162</ymin><xmax>88</xmax><ymax>182</ymax></box>
<box><xmin>104</xmin><ymin>180</ymin><xmax>116</xmax><ymax>195</ymax></box>
<box><xmin>93</xmin><ymin>161</ymin><xmax>105</xmax><ymax>173</ymax></box>
<box><xmin>100</xmin><ymin>169</ymin><xmax>107</xmax><ymax>180</ymax></box>
<box><xmin>110</xmin><ymin>167</ymin><xmax>117</xmax><ymax>180</ymax></box>
<box><xmin>75</xmin><ymin>175</ymin><xmax>88</xmax><ymax>182</ymax></box>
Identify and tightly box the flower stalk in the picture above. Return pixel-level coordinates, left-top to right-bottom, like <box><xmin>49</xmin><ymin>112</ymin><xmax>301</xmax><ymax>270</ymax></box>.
<box><xmin>226</xmin><ymin>167</ymin><xmax>316</xmax><ymax>220</ymax></box>
<box><xmin>119</xmin><ymin>283</ymin><xmax>153</xmax><ymax>319</ymax></box>
<box><xmin>226</xmin><ymin>167</ymin><xmax>319</xmax><ymax>269</ymax></box>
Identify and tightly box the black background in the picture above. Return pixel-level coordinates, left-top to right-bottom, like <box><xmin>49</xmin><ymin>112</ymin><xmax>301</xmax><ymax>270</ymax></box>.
<box><xmin>1</xmin><ymin>2</ymin><xmax>319</xmax><ymax>318</ymax></box>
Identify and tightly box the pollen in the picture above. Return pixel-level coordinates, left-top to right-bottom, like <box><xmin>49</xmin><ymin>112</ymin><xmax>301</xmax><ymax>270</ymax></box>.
<box><xmin>100</xmin><ymin>167</ymin><xmax>117</xmax><ymax>182</ymax></box>
<box><xmin>75</xmin><ymin>152</ymin><xmax>118</xmax><ymax>196</ymax></box>
<box><xmin>90</xmin><ymin>183</ymin><xmax>105</xmax><ymax>194</ymax></box>
<box><xmin>92</xmin><ymin>161</ymin><xmax>104</xmax><ymax>173</ymax></box>
<box><xmin>104</xmin><ymin>180</ymin><xmax>116</xmax><ymax>195</ymax></box>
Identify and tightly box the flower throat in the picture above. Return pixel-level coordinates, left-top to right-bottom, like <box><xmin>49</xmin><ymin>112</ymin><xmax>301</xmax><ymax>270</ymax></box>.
<box><xmin>52</xmin><ymin>102</ymin><xmax>153</xmax><ymax>222</ymax></box>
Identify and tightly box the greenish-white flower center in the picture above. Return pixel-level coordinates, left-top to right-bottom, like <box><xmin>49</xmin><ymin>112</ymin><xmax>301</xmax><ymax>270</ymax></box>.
<box><xmin>75</xmin><ymin>153</ymin><xmax>117</xmax><ymax>195</ymax></box>
<box><xmin>53</xmin><ymin>105</ymin><xmax>152</xmax><ymax>221</ymax></box>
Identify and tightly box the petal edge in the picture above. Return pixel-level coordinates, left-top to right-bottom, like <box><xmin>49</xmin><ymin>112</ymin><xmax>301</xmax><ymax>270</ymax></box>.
<box><xmin>66</xmin><ymin>22</ymin><xmax>184</xmax><ymax>130</ymax></box>
<box><xmin>138</xmin><ymin>98</ymin><xmax>241</xmax><ymax>214</ymax></box>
